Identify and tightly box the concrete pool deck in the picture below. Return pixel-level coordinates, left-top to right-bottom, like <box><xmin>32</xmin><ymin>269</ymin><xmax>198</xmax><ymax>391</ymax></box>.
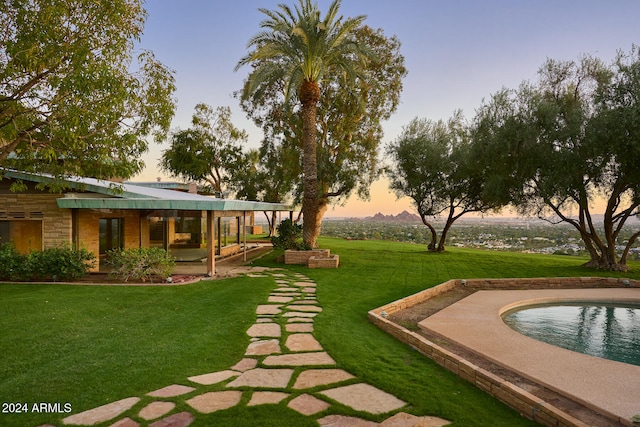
<box><xmin>418</xmin><ymin>288</ymin><xmax>640</xmax><ymax>425</ymax></box>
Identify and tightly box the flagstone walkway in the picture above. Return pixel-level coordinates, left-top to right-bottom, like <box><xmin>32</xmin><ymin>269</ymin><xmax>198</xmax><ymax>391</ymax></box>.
<box><xmin>45</xmin><ymin>268</ymin><xmax>450</xmax><ymax>427</ymax></box>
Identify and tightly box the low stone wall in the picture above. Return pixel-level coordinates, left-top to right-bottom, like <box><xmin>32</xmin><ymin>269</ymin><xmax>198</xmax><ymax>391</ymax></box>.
<box><xmin>308</xmin><ymin>255</ymin><xmax>339</xmax><ymax>269</ymax></box>
<box><xmin>284</xmin><ymin>249</ymin><xmax>330</xmax><ymax>265</ymax></box>
<box><xmin>219</xmin><ymin>244</ymin><xmax>242</xmax><ymax>257</ymax></box>
<box><xmin>460</xmin><ymin>276</ymin><xmax>636</xmax><ymax>290</ymax></box>
<box><xmin>369</xmin><ymin>277</ymin><xmax>639</xmax><ymax>427</ymax></box>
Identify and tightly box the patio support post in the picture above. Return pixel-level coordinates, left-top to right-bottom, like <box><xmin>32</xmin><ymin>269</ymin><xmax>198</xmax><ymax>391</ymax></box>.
<box><xmin>206</xmin><ymin>210</ymin><xmax>215</xmax><ymax>276</ymax></box>
<box><xmin>243</xmin><ymin>211</ymin><xmax>247</xmax><ymax>262</ymax></box>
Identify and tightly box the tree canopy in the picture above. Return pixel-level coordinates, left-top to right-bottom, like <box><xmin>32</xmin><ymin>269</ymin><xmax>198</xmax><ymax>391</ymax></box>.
<box><xmin>160</xmin><ymin>104</ymin><xmax>246</xmax><ymax>196</ymax></box>
<box><xmin>0</xmin><ymin>0</ymin><xmax>176</xmax><ymax>186</ymax></box>
<box><xmin>238</xmin><ymin>18</ymin><xmax>406</xmax><ymax>245</ymax></box>
<box><xmin>387</xmin><ymin>112</ymin><xmax>500</xmax><ymax>251</ymax></box>
<box><xmin>473</xmin><ymin>47</ymin><xmax>640</xmax><ymax>270</ymax></box>
<box><xmin>236</xmin><ymin>0</ymin><xmax>387</xmax><ymax>248</ymax></box>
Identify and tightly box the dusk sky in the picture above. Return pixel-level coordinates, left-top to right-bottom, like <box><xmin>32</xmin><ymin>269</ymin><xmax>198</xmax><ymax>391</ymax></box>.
<box><xmin>134</xmin><ymin>0</ymin><xmax>639</xmax><ymax>217</ymax></box>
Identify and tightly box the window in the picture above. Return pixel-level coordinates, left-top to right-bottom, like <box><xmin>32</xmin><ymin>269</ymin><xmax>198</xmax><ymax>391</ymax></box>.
<box><xmin>99</xmin><ymin>218</ymin><xmax>124</xmax><ymax>254</ymax></box>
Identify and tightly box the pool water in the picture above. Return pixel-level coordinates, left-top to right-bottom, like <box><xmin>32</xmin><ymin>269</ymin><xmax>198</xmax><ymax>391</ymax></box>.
<box><xmin>503</xmin><ymin>303</ymin><xmax>640</xmax><ymax>366</ymax></box>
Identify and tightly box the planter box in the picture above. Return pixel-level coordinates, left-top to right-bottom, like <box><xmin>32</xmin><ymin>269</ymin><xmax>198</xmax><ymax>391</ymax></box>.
<box><xmin>308</xmin><ymin>254</ymin><xmax>339</xmax><ymax>269</ymax></box>
<box><xmin>284</xmin><ymin>249</ymin><xmax>330</xmax><ymax>265</ymax></box>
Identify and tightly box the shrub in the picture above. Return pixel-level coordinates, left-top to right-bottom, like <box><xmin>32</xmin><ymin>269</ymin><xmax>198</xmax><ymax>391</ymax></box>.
<box><xmin>271</xmin><ymin>219</ymin><xmax>309</xmax><ymax>250</ymax></box>
<box><xmin>0</xmin><ymin>242</ymin><xmax>27</xmax><ymax>281</ymax></box>
<box><xmin>27</xmin><ymin>245</ymin><xmax>96</xmax><ymax>281</ymax></box>
<box><xmin>106</xmin><ymin>247</ymin><xmax>175</xmax><ymax>282</ymax></box>
<box><xmin>0</xmin><ymin>243</ymin><xmax>95</xmax><ymax>281</ymax></box>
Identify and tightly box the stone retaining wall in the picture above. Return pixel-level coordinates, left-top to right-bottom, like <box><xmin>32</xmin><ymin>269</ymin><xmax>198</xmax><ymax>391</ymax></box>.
<box><xmin>284</xmin><ymin>249</ymin><xmax>331</xmax><ymax>265</ymax></box>
<box><xmin>308</xmin><ymin>255</ymin><xmax>339</xmax><ymax>269</ymax></box>
<box><xmin>369</xmin><ymin>277</ymin><xmax>639</xmax><ymax>427</ymax></box>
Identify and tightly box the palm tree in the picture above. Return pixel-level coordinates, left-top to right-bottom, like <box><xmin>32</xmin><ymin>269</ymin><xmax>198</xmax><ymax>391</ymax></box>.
<box><xmin>235</xmin><ymin>0</ymin><xmax>371</xmax><ymax>248</ymax></box>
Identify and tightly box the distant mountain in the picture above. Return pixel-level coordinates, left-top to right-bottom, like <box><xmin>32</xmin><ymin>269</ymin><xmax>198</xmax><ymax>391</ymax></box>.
<box><xmin>363</xmin><ymin>210</ymin><xmax>421</xmax><ymax>223</ymax></box>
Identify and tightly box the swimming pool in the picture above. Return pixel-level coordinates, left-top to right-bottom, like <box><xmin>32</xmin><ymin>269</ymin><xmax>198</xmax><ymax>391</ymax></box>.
<box><xmin>413</xmin><ymin>287</ymin><xmax>640</xmax><ymax>423</ymax></box>
<box><xmin>503</xmin><ymin>302</ymin><xmax>640</xmax><ymax>366</ymax></box>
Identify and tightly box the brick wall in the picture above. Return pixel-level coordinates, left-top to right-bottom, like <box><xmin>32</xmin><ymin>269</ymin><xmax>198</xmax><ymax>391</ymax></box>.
<box><xmin>76</xmin><ymin>210</ymin><xmax>142</xmax><ymax>271</ymax></box>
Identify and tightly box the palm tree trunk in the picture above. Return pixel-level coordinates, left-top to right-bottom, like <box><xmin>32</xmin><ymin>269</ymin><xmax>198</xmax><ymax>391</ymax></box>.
<box><xmin>301</xmin><ymin>81</ymin><xmax>321</xmax><ymax>248</ymax></box>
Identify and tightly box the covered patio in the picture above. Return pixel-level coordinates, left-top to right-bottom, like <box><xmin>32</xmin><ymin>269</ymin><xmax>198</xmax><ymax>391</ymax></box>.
<box><xmin>1</xmin><ymin>170</ymin><xmax>291</xmax><ymax>276</ymax></box>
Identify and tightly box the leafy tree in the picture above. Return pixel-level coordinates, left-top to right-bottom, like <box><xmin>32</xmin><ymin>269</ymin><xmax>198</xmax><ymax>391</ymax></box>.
<box><xmin>387</xmin><ymin>112</ymin><xmax>501</xmax><ymax>251</ymax></box>
<box><xmin>230</xmin><ymin>148</ymin><xmax>261</xmax><ymax>201</ymax></box>
<box><xmin>258</xmin><ymin>140</ymin><xmax>299</xmax><ymax>236</ymax></box>
<box><xmin>229</xmin><ymin>140</ymin><xmax>299</xmax><ymax>237</ymax></box>
<box><xmin>160</xmin><ymin>104</ymin><xmax>246</xmax><ymax>196</ymax></box>
<box><xmin>474</xmin><ymin>47</ymin><xmax>640</xmax><ymax>270</ymax></box>
<box><xmin>236</xmin><ymin>0</ymin><xmax>376</xmax><ymax>248</ymax></box>
<box><xmin>0</xmin><ymin>0</ymin><xmax>176</xmax><ymax>185</ymax></box>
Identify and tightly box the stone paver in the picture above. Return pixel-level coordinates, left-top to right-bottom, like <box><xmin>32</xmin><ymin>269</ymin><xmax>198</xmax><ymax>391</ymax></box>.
<box><xmin>294</xmin><ymin>282</ymin><xmax>316</xmax><ymax>287</ymax></box>
<box><xmin>50</xmin><ymin>270</ymin><xmax>450</xmax><ymax>427</ymax></box>
<box><xmin>288</xmin><ymin>394</ymin><xmax>331</xmax><ymax>415</ymax></box>
<box><xmin>285</xmin><ymin>333</ymin><xmax>323</xmax><ymax>352</ymax></box>
<box><xmin>320</xmin><ymin>384</ymin><xmax>406</xmax><ymax>414</ymax></box>
<box><xmin>138</xmin><ymin>401</ymin><xmax>176</xmax><ymax>420</ymax></box>
<box><xmin>187</xmin><ymin>370</ymin><xmax>238</xmax><ymax>385</ymax></box>
<box><xmin>317</xmin><ymin>414</ymin><xmax>378</xmax><ymax>427</ymax></box>
<box><xmin>147</xmin><ymin>384</ymin><xmax>196</xmax><ymax>398</ymax></box>
<box><xmin>226</xmin><ymin>368</ymin><xmax>294</xmax><ymax>388</ymax></box>
<box><xmin>256</xmin><ymin>304</ymin><xmax>282</xmax><ymax>315</ymax></box>
<box><xmin>293</xmin><ymin>369</ymin><xmax>355</xmax><ymax>389</ymax></box>
<box><xmin>287</xmin><ymin>316</ymin><xmax>315</xmax><ymax>323</ymax></box>
<box><xmin>246</xmin><ymin>322</ymin><xmax>281</xmax><ymax>337</ymax></box>
<box><xmin>109</xmin><ymin>418</ymin><xmax>140</xmax><ymax>427</ymax></box>
<box><xmin>282</xmin><ymin>311</ymin><xmax>317</xmax><ymax>318</ymax></box>
<box><xmin>62</xmin><ymin>397</ymin><xmax>140</xmax><ymax>425</ymax></box>
<box><xmin>247</xmin><ymin>391</ymin><xmax>290</xmax><ymax>406</ymax></box>
<box><xmin>380</xmin><ymin>412</ymin><xmax>451</xmax><ymax>427</ymax></box>
<box><xmin>149</xmin><ymin>411</ymin><xmax>194</xmax><ymax>427</ymax></box>
<box><xmin>287</xmin><ymin>304</ymin><xmax>323</xmax><ymax>312</ymax></box>
<box><xmin>185</xmin><ymin>391</ymin><xmax>243</xmax><ymax>414</ymax></box>
<box><xmin>263</xmin><ymin>351</ymin><xmax>336</xmax><ymax>366</ymax></box>
<box><xmin>286</xmin><ymin>323</ymin><xmax>314</xmax><ymax>333</ymax></box>
<box><xmin>245</xmin><ymin>338</ymin><xmax>281</xmax><ymax>355</ymax></box>
<box><xmin>231</xmin><ymin>358</ymin><xmax>258</xmax><ymax>371</ymax></box>
<box><xmin>269</xmin><ymin>295</ymin><xmax>294</xmax><ymax>303</ymax></box>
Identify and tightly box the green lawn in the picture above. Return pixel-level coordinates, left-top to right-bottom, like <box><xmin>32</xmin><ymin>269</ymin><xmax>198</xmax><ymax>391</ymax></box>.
<box><xmin>1</xmin><ymin>238</ymin><xmax>637</xmax><ymax>426</ymax></box>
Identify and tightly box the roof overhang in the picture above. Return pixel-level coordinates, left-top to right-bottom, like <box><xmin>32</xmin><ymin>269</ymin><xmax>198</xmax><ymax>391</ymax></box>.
<box><xmin>3</xmin><ymin>169</ymin><xmax>292</xmax><ymax>212</ymax></box>
<box><xmin>56</xmin><ymin>196</ymin><xmax>290</xmax><ymax>212</ymax></box>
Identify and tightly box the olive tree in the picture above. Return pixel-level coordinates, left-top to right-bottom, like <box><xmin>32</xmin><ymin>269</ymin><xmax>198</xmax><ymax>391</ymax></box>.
<box><xmin>387</xmin><ymin>112</ymin><xmax>500</xmax><ymax>251</ymax></box>
<box><xmin>474</xmin><ymin>48</ymin><xmax>640</xmax><ymax>270</ymax></box>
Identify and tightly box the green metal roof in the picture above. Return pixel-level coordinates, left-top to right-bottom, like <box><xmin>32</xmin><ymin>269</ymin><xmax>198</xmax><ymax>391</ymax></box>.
<box><xmin>3</xmin><ymin>170</ymin><xmax>292</xmax><ymax>212</ymax></box>
<box><xmin>55</xmin><ymin>196</ymin><xmax>291</xmax><ymax>212</ymax></box>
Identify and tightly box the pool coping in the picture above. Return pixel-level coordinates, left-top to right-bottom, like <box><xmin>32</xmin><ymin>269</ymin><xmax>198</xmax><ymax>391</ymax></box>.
<box><xmin>368</xmin><ymin>277</ymin><xmax>640</xmax><ymax>427</ymax></box>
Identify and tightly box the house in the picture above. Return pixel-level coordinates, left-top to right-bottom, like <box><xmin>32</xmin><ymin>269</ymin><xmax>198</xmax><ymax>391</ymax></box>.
<box><xmin>0</xmin><ymin>170</ymin><xmax>291</xmax><ymax>275</ymax></box>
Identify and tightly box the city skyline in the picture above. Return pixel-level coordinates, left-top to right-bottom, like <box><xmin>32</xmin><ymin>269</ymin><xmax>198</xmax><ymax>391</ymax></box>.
<box><xmin>134</xmin><ymin>0</ymin><xmax>639</xmax><ymax>217</ymax></box>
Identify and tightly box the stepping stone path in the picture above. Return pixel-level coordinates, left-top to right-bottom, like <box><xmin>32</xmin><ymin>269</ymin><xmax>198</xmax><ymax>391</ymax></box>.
<box><xmin>48</xmin><ymin>269</ymin><xmax>450</xmax><ymax>427</ymax></box>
